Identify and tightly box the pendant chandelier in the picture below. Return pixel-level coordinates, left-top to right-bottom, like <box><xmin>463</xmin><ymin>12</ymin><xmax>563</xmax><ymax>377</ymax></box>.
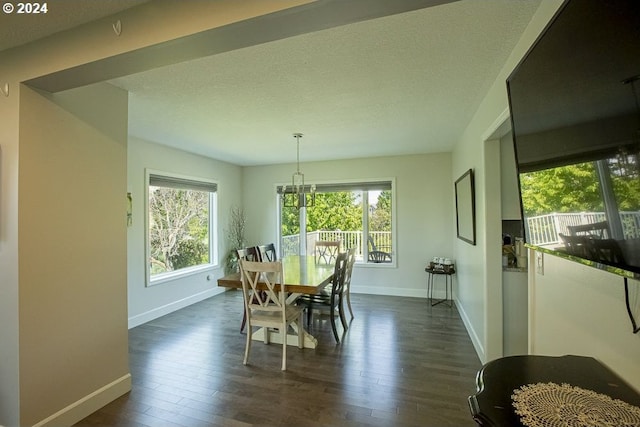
<box><xmin>280</xmin><ymin>133</ymin><xmax>316</xmax><ymax>209</ymax></box>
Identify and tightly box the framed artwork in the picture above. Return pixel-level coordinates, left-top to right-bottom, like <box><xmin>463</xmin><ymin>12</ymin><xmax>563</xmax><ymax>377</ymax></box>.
<box><xmin>455</xmin><ymin>169</ymin><xmax>476</xmax><ymax>245</ymax></box>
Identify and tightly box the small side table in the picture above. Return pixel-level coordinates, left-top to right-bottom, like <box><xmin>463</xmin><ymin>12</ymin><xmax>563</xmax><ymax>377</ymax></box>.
<box><xmin>425</xmin><ymin>263</ymin><xmax>455</xmax><ymax>306</ymax></box>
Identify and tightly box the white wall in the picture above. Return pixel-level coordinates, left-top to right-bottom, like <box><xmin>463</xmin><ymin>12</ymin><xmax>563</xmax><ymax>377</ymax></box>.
<box><xmin>529</xmin><ymin>251</ymin><xmax>640</xmax><ymax>392</ymax></box>
<box><xmin>1</xmin><ymin>2</ymin><xmax>307</xmax><ymax>425</ymax></box>
<box><xmin>452</xmin><ymin>1</ymin><xmax>564</xmax><ymax>362</ymax></box>
<box><xmin>18</xmin><ymin>83</ymin><xmax>130</xmax><ymax>427</ymax></box>
<box><xmin>127</xmin><ymin>137</ymin><xmax>242</xmax><ymax>327</ymax></box>
<box><xmin>243</xmin><ymin>153</ymin><xmax>453</xmax><ymax>297</ymax></box>
<box><xmin>0</xmin><ymin>79</ymin><xmax>21</xmax><ymax>427</ymax></box>
<box><xmin>4</xmin><ymin>2</ymin><xmax>637</xmax><ymax>424</ymax></box>
<box><xmin>453</xmin><ymin>0</ymin><xmax>640</xmax><ymax>394</ymax></box>
<box><xmin>500</xmin><ymin>133</ymin><xmax>521</xmax><ymax>220</ymax></box>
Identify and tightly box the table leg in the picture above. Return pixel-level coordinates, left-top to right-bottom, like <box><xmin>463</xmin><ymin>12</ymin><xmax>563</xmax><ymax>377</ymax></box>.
<box><xmin>253</xmin><ymin>291</ymin><xmax>319</xmax><ymax>349</ymax></box>
<box><xmin>430</xmin><ymin>273</ymin><xmax>453</xmax><ymax>307</ymax></box>
<box><xmin>250</xmin><ymin>322</ymin><xmax>318</xmax><ymax>349</ymax></box>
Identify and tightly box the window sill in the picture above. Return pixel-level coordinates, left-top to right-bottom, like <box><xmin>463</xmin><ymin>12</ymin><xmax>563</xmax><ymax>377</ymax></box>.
<box><xmin>148</xmin><ymin>263</ymin><xmax>216</xmax><ymax>287</ymax></box>
<box><xmin>358</xmin><ymin>261</ymin><xmax>396</xmax><ymax>268</ymax></box>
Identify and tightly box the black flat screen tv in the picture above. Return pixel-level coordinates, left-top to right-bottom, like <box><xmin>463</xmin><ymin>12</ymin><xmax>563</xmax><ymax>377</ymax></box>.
<box><xmin>507</xmin><ymin>0</ymin><xmax>640</xmax><ymax>277</ymax></box>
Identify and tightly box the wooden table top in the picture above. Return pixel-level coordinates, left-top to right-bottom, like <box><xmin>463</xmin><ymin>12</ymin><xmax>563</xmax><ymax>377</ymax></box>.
<box><xmin>217</xmin><ymin>255</ymin><xmax>335</xmax><ymax>294</ymax></box>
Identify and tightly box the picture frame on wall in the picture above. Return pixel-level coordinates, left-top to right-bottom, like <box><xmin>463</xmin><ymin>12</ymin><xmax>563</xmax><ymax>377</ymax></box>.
<box><xmin>455</xmin><ymin>168</ymin><xmax>476</xmax><ymax>245</ymax></box>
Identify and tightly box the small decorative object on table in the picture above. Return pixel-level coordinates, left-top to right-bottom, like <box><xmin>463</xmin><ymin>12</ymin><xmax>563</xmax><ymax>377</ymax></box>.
<box><xmin>429</xmin><ymin>261</ymin><xmax>455</xmax><ymax>274</ymax></box>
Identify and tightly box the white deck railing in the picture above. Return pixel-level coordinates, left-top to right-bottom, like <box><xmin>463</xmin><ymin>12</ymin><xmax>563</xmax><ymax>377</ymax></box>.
<box><xmin>282</xmin><ymin>230</ymin><xmax>392</xmax><ymax>259</ymax></box>
<box><xmin>526</xmin><ymin>211</ymin><xmax>640</xmax><ymax>246</ymax></box>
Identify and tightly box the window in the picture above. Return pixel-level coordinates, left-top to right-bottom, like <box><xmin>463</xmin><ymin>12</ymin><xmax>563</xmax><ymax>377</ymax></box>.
<box><xmin>147</xmin><ymin>171</ymin><xmax>217</xmax><ymax>285</ymax></box>
<box><xmin>278</xmin><ymin>180</ymin><xmax>395</xmax><ymax>264</ymax></box>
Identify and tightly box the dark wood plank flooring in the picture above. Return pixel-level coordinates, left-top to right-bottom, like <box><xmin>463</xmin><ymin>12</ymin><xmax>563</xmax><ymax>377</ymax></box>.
<box><xmin>75</xmin><ymin>291</ymin><xmax>481</xmax><ymax>426</ymax></box>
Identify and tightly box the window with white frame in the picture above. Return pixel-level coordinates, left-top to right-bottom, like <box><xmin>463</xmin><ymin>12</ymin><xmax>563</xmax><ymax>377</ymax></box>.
<box><xmin>278</xmin><ymin>180</ymin><xmax>395</xmax><ymax>264</ymax></box>
<box><xmin>147</xmin><ymin>171</ymin><xmax>217</xmax><ymax>284</ymax></box>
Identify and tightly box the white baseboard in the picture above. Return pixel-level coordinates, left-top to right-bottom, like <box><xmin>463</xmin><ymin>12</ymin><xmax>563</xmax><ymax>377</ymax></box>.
<box><xmin>352</xmin><ymin>286</ymin><xmax>484</xmax><ymax>362</ymax></box>
<box><xmin>352</xmin><ymin>285</ymin><xmax>450</xmax><ymax>299</ymax></box>
<box><xmin>456</xmin><ymin>300</ymin><xmax>485</xmax><ymax>363</ymax></box>
<box><xmin>33</xmin><ymin>374</ymin><xmax>131</xmax><ymax>427</ymax></box>
<box><xmin>128</xmin><ymin>287</ymin><xmax>225</xmax><ymax>328</ymax></box>
<box><xmin>352</xmin><ymin>286</ymin><xmax>424</xmax><ymax>298</ymax></box>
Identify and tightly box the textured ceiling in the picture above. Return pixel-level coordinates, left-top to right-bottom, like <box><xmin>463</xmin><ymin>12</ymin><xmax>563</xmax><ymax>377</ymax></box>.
<box><xmin>111</xmin><ymin>0</ymin><xmax>541</xmax><ymax>166</ymax></box>
<box><xmin>2</xmin><ymin>0</ymin><xmax>542</xmax><ymax>167</ymax></box>
<box><xmin>0</xmin><ymin>0</ymin><xmax>148</xmax><ymax>51</ymax></box>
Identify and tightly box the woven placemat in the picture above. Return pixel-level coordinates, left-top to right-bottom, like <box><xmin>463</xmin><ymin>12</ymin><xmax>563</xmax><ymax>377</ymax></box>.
<box><xmin>511</xmin><ymin>382</ymin><xmax>640</xmax><ymax>427</ymax></box>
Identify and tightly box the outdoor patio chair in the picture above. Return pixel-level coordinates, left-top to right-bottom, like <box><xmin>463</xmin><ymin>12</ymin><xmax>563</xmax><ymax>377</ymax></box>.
<box><xmin>367</xmin><ymin>236</ymin><xmax>392</xmax><ymax>263</ymax></box>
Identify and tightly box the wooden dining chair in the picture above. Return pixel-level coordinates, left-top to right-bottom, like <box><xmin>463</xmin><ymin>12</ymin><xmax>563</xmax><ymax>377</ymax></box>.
<box><xmin>238</xmin><ymin>246</ymin><xmax>263</xmax><ymax>333</ymax></box>
<box><xmin>567</xmin><ymin>221</ymin><xmax>610</xmax><ymax>239</ymax></box>
<box><xmin>239</xmin><ymin>259</ymin><xmax>304</xmax><ymax>370</ymax></box>
<box><xmin>342</xmin><ymin>247</ymin><xmax>356</xmax><ymax>324</ymax></box>
<box><xmin>240</xmin><ymin>246</ymin><xmax>262</xmax><ymax>262</ymax></box>
<box><xmin>314</xmin><ymin>240</ymin><xmax>341</xmax><ymax>264</ymax></box>
<box><xmin>326</xmin><ymin>248</ymin><xmax>355</xmax><ymax>330</ymax></box>
<box><xmin>300</xmin><ymin>251</ymin><xmax>348</xmax><ymax>343</ymax></box>
<box><xmin>588</xmin><ymin>238</ymin><xmax>626</xmax><ymax>264</ymax></box>
<box><xmin>559</xmin><ymin>233</ymin><xmax>590</xmax><ymax>258</ymax></box>
<box><xmin>259</xmin><ymin>243</ymin><xmax>278</xmax><ymax>262</ymax></box>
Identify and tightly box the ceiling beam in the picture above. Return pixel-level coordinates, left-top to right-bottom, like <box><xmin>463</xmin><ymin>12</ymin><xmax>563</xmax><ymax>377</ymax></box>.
<box><xmin>25</xmin><ymin>0</ymin><xmax>456</xmax><ymax>93</ymax></box>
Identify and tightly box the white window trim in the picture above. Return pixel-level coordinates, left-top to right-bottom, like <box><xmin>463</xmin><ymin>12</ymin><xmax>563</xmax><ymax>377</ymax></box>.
<box><xmin>145</xmin><ymin>169</ymin><xmax>218</xmax><ymax>287</ymax></box>
<box><xmin>363</xmin><ymin>178</ymin><xmax>397</xmax><ymax>268</ymax></box>
<box><xmin>276</xmin><ymin>177</ymin><xmax>397</xmax><ymax>267</ymax></box>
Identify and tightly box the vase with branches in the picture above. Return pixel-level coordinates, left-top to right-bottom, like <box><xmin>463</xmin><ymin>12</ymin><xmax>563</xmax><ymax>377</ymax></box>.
<box><xmin>225</xmin><ymin>205</ymin><xmax>246</xmax><ymax>274</ymax></box>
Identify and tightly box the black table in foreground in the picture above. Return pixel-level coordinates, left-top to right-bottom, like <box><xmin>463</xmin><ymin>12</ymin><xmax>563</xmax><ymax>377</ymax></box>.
<box><xmin>468</xmin><ymin>355</ymin><xmax>640</xmax><ymax>426</ymax></box>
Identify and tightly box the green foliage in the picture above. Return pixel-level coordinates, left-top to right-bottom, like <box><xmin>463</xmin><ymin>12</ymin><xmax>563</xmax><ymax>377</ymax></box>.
<box><xmin>281</xmin><ymin>192</ymin><xmax>362</xmax><ymax>236</ymax></box>
<box><xmin>281</xmin><ymin>205</ymin><xmax>300</xmax><ymax>236</ymax></box>
<box><xmin>307</xmin><ymin>192</ymin><xmax>362</xmax><ymax>232</ymax></box>
<box><xmin>370</xmin><ymin>190</ymin><xmax>392</xmax><ymax>231</ymax></box>
<box><xmin>281</xmin><ymin>190</ymin><xmax>393</xmax><ymax>235</ymax></box>
<box><xmin>521</xmin><ymin>157</ymin><xmax>640</xmax><ymax>216</ymax></box>
<box><xmin>170</xmin><ymin>238</ymin><xmax>208</xmax><ymax>270</ymax></box>
<box><xmin>149</xmin><ymin>187</ymin><xmax>210</xmax><ymax>274</ymax></box>
<box><xmin>609</xmin><ymin>155</ymin><xmax>640</xmax><ymax>211</ymax></box>
<box><xmin>520</xmin><ymin>163</ymin><xmax>603</xmax><ymax>216</ymax></box>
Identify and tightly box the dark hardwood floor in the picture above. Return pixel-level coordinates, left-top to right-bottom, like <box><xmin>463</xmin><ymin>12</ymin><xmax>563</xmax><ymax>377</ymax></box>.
<box><xmin>75</xmin><ymin>291</ymin><xmax>482</xmax><ymax>426</ymax></box>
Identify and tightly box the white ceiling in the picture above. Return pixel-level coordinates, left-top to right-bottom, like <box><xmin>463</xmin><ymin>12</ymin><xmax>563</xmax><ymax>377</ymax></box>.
<box><xmin>2</xmin><ymin>0</ymin><xmax>541</xmax><ymax>166</ymax></box>
<box><xmin>0</xmin><ymin>0</ymin><xmax>148</xmax><ymax>51</ymax></box>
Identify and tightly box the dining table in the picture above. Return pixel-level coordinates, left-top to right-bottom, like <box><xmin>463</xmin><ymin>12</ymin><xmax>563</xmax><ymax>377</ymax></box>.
<box><xmin>217</xmin><ymin>255</ymin><xmax>335</xmax><ymax>349</ymax></box>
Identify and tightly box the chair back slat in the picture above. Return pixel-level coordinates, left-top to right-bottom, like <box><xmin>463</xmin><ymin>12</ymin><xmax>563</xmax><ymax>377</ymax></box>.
<box><xmin>245</xmin><ymin>246</ymin><xmax>263</xmax><ymax>261</ymax></box>
<box><xmin>259</xmin><ymin>243</ymin><xmax>278</xmax><ymax>261</ymax></box>
<box><xmin>237</xmin><ymin>246</ymin><xmax>262</xmax><ymax>281</ymax></box>
<box><xmin>314</xmin><ymin>240</ymin><xmax>341</xmax><ymax>264</ymax></box>
<box><xmin>343</xmin><ymin>247</ymin><xmax>356</xmax><ymax>293</ymax></box>
<box><xmin>342</xmin><ymin>247</ymin><xmax>356</xmax><ymax>322</ymax></box>
<box><xmin>567</xmin><ymin>221</ymin><xmax>610</xmax><ymax>239</ymax></box>
<box><xmin>331</xmin><ymin>251</ymin><xmax>349</xmax><ymax>298</ymax></box>
<box><xmin>240</xmin><ymin>260</ymin><xmax>285</xmax><ymax>311</ymax></box>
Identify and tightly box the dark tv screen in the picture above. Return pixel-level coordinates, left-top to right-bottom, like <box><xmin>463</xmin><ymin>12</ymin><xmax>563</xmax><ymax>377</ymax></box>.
<box><xmin>507</xmin><ymin>0</ymin><xmax>640</xmax><ymax>276</ymax></box>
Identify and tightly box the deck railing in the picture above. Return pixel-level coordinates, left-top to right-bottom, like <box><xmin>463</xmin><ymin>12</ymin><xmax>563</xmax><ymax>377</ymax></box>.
<box><xmin>282</xmin><ymin>230</ymin><xmax>392</xmax><ymax>260</ymax></box>
<box><xmin>526</xmin><ymin>211</ymin><xmax>640</xmax><ymax>246</ymax></box>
